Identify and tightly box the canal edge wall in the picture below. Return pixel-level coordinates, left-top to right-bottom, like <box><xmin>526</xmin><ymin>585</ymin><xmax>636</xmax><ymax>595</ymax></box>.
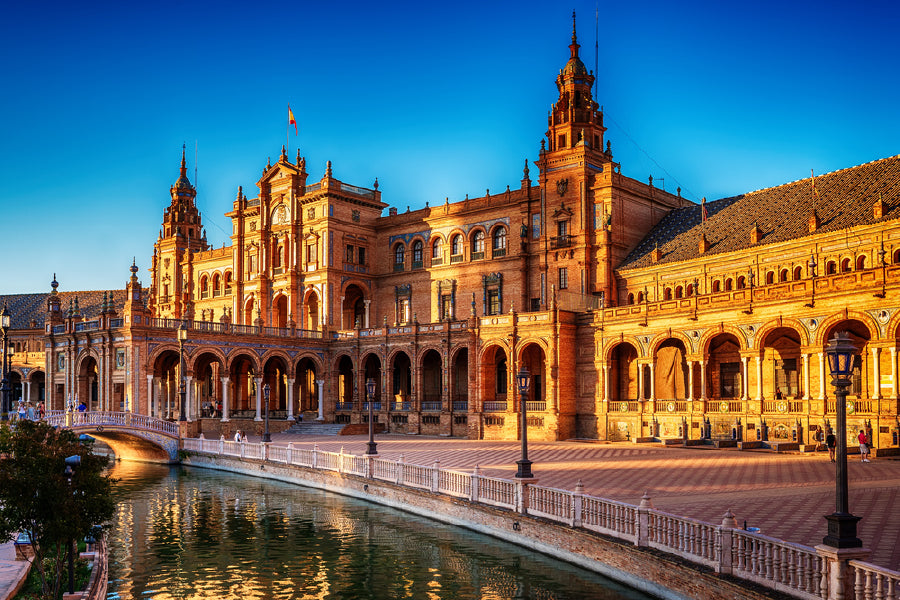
<box><xmin>181</xmin><ymin>453</ymin><xmax>785</xmax><ymax>600</ymax></box>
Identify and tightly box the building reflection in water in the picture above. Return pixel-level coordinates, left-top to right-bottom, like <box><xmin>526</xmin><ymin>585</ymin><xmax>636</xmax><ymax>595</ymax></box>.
<box><xmin>106</xmin><ymin>462</ymin><xmax>651</xmax><ymax>600</ymax></box>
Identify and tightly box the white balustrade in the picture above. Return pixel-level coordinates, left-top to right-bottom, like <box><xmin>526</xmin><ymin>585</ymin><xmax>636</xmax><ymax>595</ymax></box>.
<box><xmin>179</xmin><ymin>437</ymin><xmax>900</xmax><ymax>600</ymax></box>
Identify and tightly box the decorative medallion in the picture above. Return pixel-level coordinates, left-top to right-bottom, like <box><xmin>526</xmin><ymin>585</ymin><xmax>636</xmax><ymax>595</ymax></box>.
<box><xmin>847</xmin><ymin>400</ymin><xmax>856</xmax><ymax>414</ymax></box>
<box><xmin>666</xmin><ymin>401</ymin><xmax>676</xmax><ymax>413</ymax></box>
<box><xmin>619</xmin><ymin>401</ymin><xmax>629</xmax><ymax>412</ymax></box>
<box><xmin>776</xmin><ymin>400</ymin><xmax>788</xmax><ymax>413</ymax></box>
<box><xmin>556</xmin><ymin>178</ymin><xmax>568</xmax><ymax>196</ymax></box>
<box><xmin>719</xmin><ymin>401</ymin><xmax>729</xmax><ymax>413</ymax></box>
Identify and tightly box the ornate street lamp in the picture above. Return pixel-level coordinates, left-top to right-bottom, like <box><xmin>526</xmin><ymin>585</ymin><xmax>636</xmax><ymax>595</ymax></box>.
<box><xmin>177</xmin><ymin>323</ymin><xmax>188</xmax><ymax>422</ymax></box>
<box><xmin>823</xmin><ymin>331</ymin><xmax>862</xmax><ymax>548</ymax></box>
<box><xmin>515</xmin><ymin>366</ymin><xmax>533</xmax><ymax>478</ymax></box>
<box><xmin>366</xmin><ymin>377</ymin><xmax>377</xmax><ymax>455</ymax></box>
<box><xmin>263</xmin><ymin>382</ymin><xmax>272</xmax><ymax>443</ymax></box>
<box><xmin>0</xmin><ymin>305</ymin><xmax>10</xmax><ymax>421</ymax></box>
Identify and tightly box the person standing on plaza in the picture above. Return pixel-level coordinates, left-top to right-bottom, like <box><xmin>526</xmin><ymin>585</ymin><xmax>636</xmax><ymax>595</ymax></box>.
<box><xmin>37</xmin><ymin>401</ymin><xmax>45</xmax><ymax>419</ymax></box>
<box><xmin>858</xmin><ymin>429</ymin><xmax>870</xmax><ymax>462</ymax></box>
<box><xmin>17</xmin><ymin>401</ymin><xmax>26</xmax><ymax>421</ymax></box>
<box><xmin>825</xmin><ymin>429</ymin><xmax>836</xmax><ymax>462</ymax></box>
<box><xmin>234</xmin><ymin>430</ymin><xmax>242</xmax><ymax>443</ymax></box>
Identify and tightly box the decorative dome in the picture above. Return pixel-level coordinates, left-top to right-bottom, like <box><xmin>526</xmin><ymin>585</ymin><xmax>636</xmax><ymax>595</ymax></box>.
<box><xmin>172</xmin><ymin>145</ymin><xmax>194</xmax><ymax>192</ymax></box>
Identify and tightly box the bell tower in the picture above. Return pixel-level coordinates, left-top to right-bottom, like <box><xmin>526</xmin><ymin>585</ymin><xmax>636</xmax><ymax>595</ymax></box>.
<box><xmin>151</xmin><ymin>146</ymin><xmax>209</xmax><ymax>319</ymax></box>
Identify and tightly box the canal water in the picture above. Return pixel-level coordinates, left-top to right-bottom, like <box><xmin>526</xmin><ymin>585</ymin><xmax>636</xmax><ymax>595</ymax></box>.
<box><xmin>105</xmin><ymin>462</ymin><xmax>655</xmax><ymax>599</ymax></box>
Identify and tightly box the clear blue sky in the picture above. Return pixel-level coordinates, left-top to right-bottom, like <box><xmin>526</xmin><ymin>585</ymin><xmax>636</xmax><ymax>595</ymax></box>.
<box><xmin>1</xmin><ymin>0</ymin><xmax>898</xmax><ymax>295</ymax></box>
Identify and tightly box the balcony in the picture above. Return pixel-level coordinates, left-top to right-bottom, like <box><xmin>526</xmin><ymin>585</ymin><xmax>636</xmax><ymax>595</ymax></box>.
<box><xmin>483</xmin><ymin>400</ymin><xmax>507</xmax><ymax>412</ymax></box>
<box><xmin>412</xmin><ymin>260</ymin><xmax>423</xmax><ymax>270</ymax></box>
<box><xmin>394</xmin><ymin>263</ymin><xmax>405</xmax><ymax>272</ymax></box>
<box><xmin>492</xmin><ymin>248</ymin><xmax>506</xmax><ymax>258</ymax></box>
<box><xmin>450</xmin><ymin>254</ymin><xmax>463</xmax><ymax>264</ymax></box>
<box><xmin>550</xmin><ymin>235</ymin><xmax>571</xmax><ymax>249</ymax></box>
<box><xmin>471</xmin><ymin>251</ymin><xmax>485</xmax><ymax>261</ymax></box>
<box><xmin>431</xmin><ymin>257</ymin><xmax>443</xmax><ymax>266</ymax></box>
<box><xmin>335</xmin><ymin>402</ymin><xmax>354</xmax><ymax>411</ymax></box>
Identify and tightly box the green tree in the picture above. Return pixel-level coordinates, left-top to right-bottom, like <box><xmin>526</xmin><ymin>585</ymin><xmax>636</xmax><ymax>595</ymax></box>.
<box><xmin>0</xmin><ymin>420</ymin><xmax>116</xmax><ymax>599</ymax></box>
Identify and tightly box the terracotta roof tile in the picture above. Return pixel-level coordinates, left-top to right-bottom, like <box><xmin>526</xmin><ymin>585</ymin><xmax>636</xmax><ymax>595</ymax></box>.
<box><xmin>619</xmin><ymin>155</ymin><xmax>900</xmax><ymax>270</ymax></box>
<box><xmin>0</xmin><ymin>290</ymin><xmax>129</xmax><ymax>329</ymax></box>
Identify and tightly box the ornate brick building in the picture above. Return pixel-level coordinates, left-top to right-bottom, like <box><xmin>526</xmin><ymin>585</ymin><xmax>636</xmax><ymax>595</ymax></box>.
<box><xmin>5</xmin><ymin>18</ymin><xmax>899</xmax><ymax>449</ymax></box>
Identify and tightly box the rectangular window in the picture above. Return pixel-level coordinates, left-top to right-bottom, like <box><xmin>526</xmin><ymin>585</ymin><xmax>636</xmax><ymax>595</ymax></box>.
<box><xmin>487</xmin><ymin>290</ymin><xmax>500</xmax><ymax>315</ymax></box>
<box><xmin>532</xmin><ymin>213</ymin><xmax>540</xmax><ymax>239</ymax></box>
<box><xmin>441</xmin><ymin>294</ymin><xmax>453</xmax><ymax>320</ymax></box>
<box><xmin>775</xmin><ymin>359</ymin><xmax>799</xmax><ymax>397</ymax></box>
<box><xmin>530</xmin><ymin>298</ymin><xmax>541</xmax><ymax>312</ymax></box>
<box><xmin>306</xmin><ymin>243</ymin><xmax>317</xmax><ymax>268</ymax></box>
<box><xmin>358</xmin><ymin>247</ymin><xmax>366</xmax><ymax>265</ymax></box>
<box><xmin>397</xmin><ymin>298</ymin><xmax>410</xmax><ymax>325</ymax></box>
<box><xmin>559</xmin><ymin>267</ymin><xmax>568</xmax><ymax>290</ymax></box>
<box><xmin>346</xmin><ymin>245</ymin><xmax>354</xmax><ymax>263</ymax></box>
<box><xmin>719</xmin><ymin>363</ymin><xmax>741</xmax><ymax>398</ymax></box>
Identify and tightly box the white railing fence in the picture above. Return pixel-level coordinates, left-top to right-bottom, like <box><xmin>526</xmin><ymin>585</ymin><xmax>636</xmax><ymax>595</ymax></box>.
<box><xmin>47</xmin><ymin>411</ymin><xmax>179</xmax><ymax>436</ymax></box>
<box><xmin>180</xmin><ymin>437</ymin><xmax>896</xmax><ymax>600</ymax></box>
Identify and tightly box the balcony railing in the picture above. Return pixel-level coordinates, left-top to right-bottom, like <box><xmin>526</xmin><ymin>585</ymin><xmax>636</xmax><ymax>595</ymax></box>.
<box><xmin>363</xmin><ymin>402</ymin><xmax>382</xmax><ymax>411</ymax></box>
<box><xmin>471</xmin><ymin>251</ymin><xmax>485</xmax><ymax>260</ymax></box>
<box><xmin>335</xmin><ymin>402</ymin><xmax>354</xmax><ymax>411</ymax></box>
<box><xmin>550</xmin><ymin>235</ymin><xmax>571</xmax><ymax>249</ymax></box>
<box><xmin>394</xmin><ymin>263</ymin><xmax>405</xmax><ymax>272</ymax></box>
<box><xmin>450</xmin><ymin>254</ymin><xmax>463</xmax><ymax>264</ymax></box>
<box><xmin>492</xmin><ymin>248</ymin><xmax>506</xmax><ymax>258</ymax></box>
<box><xmin>452</xmin><ymin>398</ymin><xmax>468</xmax><ymax>412</ymax></box>
<box><xmin>483</xmin><ymin>401</ymin><xmax>507</xmax><ymax>412</ymax></box>
<box><xmin>525</xmin><ymin>401</ymin><xmax>546</xmax><ymax>412</ymax></box>
<box><xmin>431</xmin><ymin>257</ymin><xmax>443</xmax><ymax>266</ymax></box>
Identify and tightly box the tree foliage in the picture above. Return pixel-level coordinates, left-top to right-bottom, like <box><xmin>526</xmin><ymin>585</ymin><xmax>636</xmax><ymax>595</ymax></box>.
<box><xmin>0</xmin><ymin>420</ymin><xmax>116</xmax><ymax>599</ymax></box>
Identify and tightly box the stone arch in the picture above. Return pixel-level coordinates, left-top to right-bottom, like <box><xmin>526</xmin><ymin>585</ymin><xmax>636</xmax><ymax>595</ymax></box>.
<box><xmin>191</xmin><ymin>348</ymin><xmax>226</xmax><ymax>418</ymax></box>
<box><xmin>653</xmin><ymin>337</ymin><xmax>690</xmax><ymax>400</ymax></box>
<box><xmin>605</xmin><ymin>340</ymin><xmax>640</xmax><ymax>402</ymax></box>
<box><xmin>271</xmin><ymin>292</ymin><xmax>289</xmax><ymax>328</ymax></box>
<box><xmin>295</xmin><ymin>355</ymin><xmax>320</xmax><ymax>415</ymax></box>
<box><xmin>263</xmin><ymin>354</ymin><xmax>290</xmax><ymax>413</ymax></box>
<box><xmin>648</xmin><ymin>330</ymin><xmax>694</xmax><ymax>357</ymax></box>
<box><xmin>409</xmin><ymin>235</ymin><xmax>426</xmax><ymax>267</ymax></box>
<box><xmin>698</xmin><ymin>325</ymin><xmax>748</xmax><ymax>356</ymax></box>
<box><xmin>518</xmin><ymin>341</ymin><xmax>547</xmax><ymax>406</ymax></box>
<box><xmin>429</xmin><ymin>234</ymin><xmax>445</xmax><ymax>266</ymax></box>
<box><xmin>243</xmin><ymin>295</ymin><xmax>255</xmax><ymax>325</ymax></box>
<box><xmin>333</xmin><ymin>353</ymin><xmax>355</xmax><ymax>408</ymax></box>
<box><xmin>479</xmin><ymin>344</ymin><xmax>509</xmax><ymax>408</ymax></box>
<box><xmin>759</xmin><ymin>326</ymin><xmax>805</xmax><ymax>399</ymax></box>
<box><xmin>341</xmin><ymin>281</ymin><xmax>370</xmax><ymax>329</ymax></box>
<box><xmin>227</xmin><ymin>351</ymin><xmax>260</xmax><ymax>414</ymax></box>
<box><xmin>754</xmin><ymin>318</ymin><xmax>811</xmax><ymax>349</ymax></box>
<box><xmin>420</xmin><ymin>348</ymin><xmax>442</xmax><ymax>409</ymax></box>
<box><xmin>814</xmin><ymin>311</ymin><xmax>880</xmax><ymax>346</ymax></box>
<box><xmin>449</xmin><ymin>230</ymin><xmax>465</xmax><ymax>258</ymax></box>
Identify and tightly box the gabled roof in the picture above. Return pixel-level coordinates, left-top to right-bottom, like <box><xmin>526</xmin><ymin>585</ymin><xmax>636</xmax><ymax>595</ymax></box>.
<box><xmin>619</xmin><ymin>155</ymin><xmax>900</xmax><ymax>270</ymax></box>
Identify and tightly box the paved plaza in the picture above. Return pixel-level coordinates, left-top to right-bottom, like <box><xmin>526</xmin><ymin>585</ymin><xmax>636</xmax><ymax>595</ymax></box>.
<box><xmin>257</xmin><ymin>432</ymin><xmax>900</xmax><ymax>571</ymax></box>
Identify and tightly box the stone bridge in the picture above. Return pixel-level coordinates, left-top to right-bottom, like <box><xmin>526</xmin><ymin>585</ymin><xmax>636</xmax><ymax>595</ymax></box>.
<box><xmin>46</xmin><ymin>411</ymin><xmax>181</xmax><ymax>463</ymax></box>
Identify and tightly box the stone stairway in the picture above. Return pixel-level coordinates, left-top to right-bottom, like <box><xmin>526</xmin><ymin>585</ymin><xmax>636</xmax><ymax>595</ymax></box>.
<box><xmin>284</xmin><ymin>421</ymin><xmax>346</xmax><ymax>436</ymax></box>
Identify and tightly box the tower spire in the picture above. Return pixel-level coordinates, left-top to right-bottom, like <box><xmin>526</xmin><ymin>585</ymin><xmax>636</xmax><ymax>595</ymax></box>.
<box><xmin>570</xmin><ymin>10</ymin><xmax>579</xmax><ymax>57</ymax></box>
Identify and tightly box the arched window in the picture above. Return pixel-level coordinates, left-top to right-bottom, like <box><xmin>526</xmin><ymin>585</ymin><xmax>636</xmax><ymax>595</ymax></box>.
<box><xmin>826</xmin><ymin>261</ymin><xmax>837</xmax><ymax>275</ymax></box>
<box><xmin>793</xmin><ymin>266</ymin><xmax>802</xmax><ymax>280</ymax></box>
<box><xmin>675</xmin><ymin>286</ymin><xmax>683</xmax><ymax>299</ymax></box>
<box><xmin>212</xmin><ymin>274</ymin><xmax>221</xmax><ymax>297</ymax></box>
<box><xmin>725</xmin><ymin>278</ymin><xmax>733</xmax><ymax>291</ymax></box>
<box><xmin>686</xmin><ymin>284</ymin><xmax>694</xmax><ymax>297</ymax></box>
<box><xmin>856</xmin><ymin>255</ymin><xmax>866</xmax><ymax>270</ymax></box>
<box><xmin>627</xmin><ymin>293</ymin><xmax>635</xmax><ymax>305</ymax></box>
<box><xmin>224</xmin><ymin>272</ymin><xmax>233</xmax><ymax>295</ymax></box>
<box><xmin>431</xmin><ymin>238</ymin><xmax>443</xmax><ymax>265</ymax></box>
<box><xmin>780</xmin><ymin>269</ymin><xmax>789</xmax><ymax>282</ymax></box>
<box><xmin>712</xmin><ymin>280</ymin><xmax>721</xmax><ymax>293</ymax></box>
<box><xmin>394</xmin><ymin>243</ymin><xmax>405</xmax><ymax>272</ymax></box>
<box><xmin>663</xmin><ymin>288</ymin><xmax>672</xmax><ymax>300</ymax></box>
<box><xmin>412</xmin><ymin>240</ymin><xmax>423</xmax><ymax>268</ymax></box>
<box><xmin>200</xmin><ymin>276</ymin><xmax>209</xmax><ymax>298</ymax></box>
<box><xmin>637</xmin><ymin>291</ymin><xmax>645</xmax><ymax>303</ymax></box>
<box><xmin>471</xmin><ymin>230</ymin><xmax>485</xmax><ymax>259</ymax></box>
<box><xmin>765</xmin><ymin>271</ymin><xmax>774</xmax><ymax>285</ymax></box>
<box><xmin>894</xmin><ymin>249</ymin><xmax>900</xmax><ymax>264</ymax></box>
<box><xmin>496</xmin><ymin>358</ymin><xmax>507</xmax><ymax>394</ymax></box>
<box><xmin>492</xmin><ymin>227</ymin><xmax>507</xmax><ymax>258</ymax></box>
<box><xmin>736</xmin><ymin>276</ymin><xmax>746</xmax><ymax>290</ymax></box>
<box><xmin>840</xmin><ymin>258</ymin><xmax>851</xmax><ymax>273</ymax></box>
<box><xmin>451</xmin><ymin>234</ymin><xmax>463</xmax><ymax>261</ymax></box>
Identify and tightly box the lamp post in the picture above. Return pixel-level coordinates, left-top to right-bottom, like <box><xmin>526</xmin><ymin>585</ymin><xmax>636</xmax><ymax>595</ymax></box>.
<box><xmin>366</xmin><ymin>377</ymin><xmax>377</xmax><ymax>455</ymax></box>
<box><xmin>63</xmin><ymin>455</ymin><xmax>81</xmax><ymax>595</ymax></box>
<box><xmin>515</xmin><ymin>366</ymin><xmax>533</xmax><ymax>478</ymax></box>
<box><xmin>177</xmin><ymin>323</ymin><xmax>187</xmax><ymax>422</ymax></box>
<box><xmin>0</xmin><ymin>305</ymin><xmax>9</xmax><ymax>421</ymax></box>
<box><xmin>823</xmin><ymin>331</ymin><xmax>862</xmax><ymax>548</ymax></box>
<box><xmin>263</xmin><ymin>382</ymin><xmax>271</xmax><ymax>443</ymax></box>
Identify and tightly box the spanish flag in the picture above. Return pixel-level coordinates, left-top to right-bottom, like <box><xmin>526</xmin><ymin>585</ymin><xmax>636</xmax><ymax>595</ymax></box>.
<box><xmin>288</xmin><ymin>105</ymin><xmax>298</xmax><ymax>135</ymax></box>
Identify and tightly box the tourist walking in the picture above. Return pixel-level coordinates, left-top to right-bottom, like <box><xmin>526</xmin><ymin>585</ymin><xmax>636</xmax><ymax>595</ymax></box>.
<box><xmin>38</xmin><ymin>401</ymin><xmax>45</xmax><ymax>419</ymax></box>
<box><xmin>234</xmin><ymin>430</ymin><xmax>242</xmax><ymax>443</ymax></box>
<box><xmin>825</xmin><ymin>429</ymin><xmax>836</xmax><ymax>462</ymax></box>
<box><xmin>858</xmin><ymin>429</ymin><xmax>870</xmax><ymax>462</ymax></box>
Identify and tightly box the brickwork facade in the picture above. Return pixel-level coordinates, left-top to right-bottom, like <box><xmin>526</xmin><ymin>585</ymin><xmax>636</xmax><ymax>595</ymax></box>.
<box><xmin>2</xmin><ymin>17</ymin><xmax>897</xmax><ymax>449</ymax></box>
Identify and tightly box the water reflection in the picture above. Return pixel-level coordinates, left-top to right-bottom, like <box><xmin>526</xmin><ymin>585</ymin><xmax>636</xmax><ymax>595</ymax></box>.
<box><xmin>106</xmin><ymin>462</ymin><xmax>653</xmax><ymax>599</ymax></box>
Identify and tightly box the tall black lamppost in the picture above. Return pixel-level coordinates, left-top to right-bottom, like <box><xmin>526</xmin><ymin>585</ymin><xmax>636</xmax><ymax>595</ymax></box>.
<box><xmin>0</xmin><ymin>305</ymin><xmax>9</xmax><ymax>421</ymax></box>
<box><xmin>823</xmin><ymin>331</ymin><xmax>862</xmax><ymax>548</ymax></box>
<box><xmin>177</xmin><ymin>323</ymin><xmax>188</xmax><ymax>422</ymax></box>
<box><xmin>515</xmin><ymin>366</ymin><xmax>533</xmax><ymax>478</ymax></box>
<box><xmin>263</xmin><ymin>382</ymin><xmax>271</xmax><ymax>443</ymax></box>
<box><xmin>366</xmin><ymin>377</ymin><xmax>378</xmax><ymax>455</ymax></box>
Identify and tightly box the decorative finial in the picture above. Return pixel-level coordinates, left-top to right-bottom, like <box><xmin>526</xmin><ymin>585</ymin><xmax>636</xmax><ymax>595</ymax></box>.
<box><xmin>266</xmin><ymin>156</ymin><xmax>271</xmax><ymax>169</ymax></box>
<box><xmin>373</xmin><ymin>177</ymin><xmax>379</xmax><ymax>190</ymax></box>
<box><xmin>236</xmin><ymin>185</ymin><xmax>242</xmax><ymax>201</ymax></box>
<box><xmin>326</xmin><ymin>160</ymin><xmax>332</xmax><ymax>178</ymax></box>
<box><xmin>51</xmin><ymin>274</ymin><xmax>59</xmax><ymax>294</ymax></box>
<box><xmin>523</xmin><ymin>159</ymin><xmax>530</xmax><ymax>177</ymax></box>
<box><xmin>296</xmin><ymin>148</ymin><xmax>302</xmax><ymax>165</ymax></box>
<box><xmin>281</xmin><ymin>145</ymin><xmax>287</xmax><ymax>160</ymax></box>
<box><xmin>572</xmin><ymin>9</ymin><xmax>577</xmax><ymax>44</ymax></box>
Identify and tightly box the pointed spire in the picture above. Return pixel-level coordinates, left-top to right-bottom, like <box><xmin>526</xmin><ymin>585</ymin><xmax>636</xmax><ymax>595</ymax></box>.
<box><xmin>523</xmin><ymin>159</ymin><xmax>530</xmax><ymax>178</ymax></box>
<box><xmin>180</xmin><ymin>143</ymin><xmax>187</xmax><ymax>175</ymax></box>
<box><xmin>325</xmin><ymin>160</ymin><xmax>332</xmax><ymax>178</ymax></box>
<box><xmin>236</xmin><ymin>185</ymin><xmax>242</xmax><ymax>202</ymax></box>
<box><xmin>280</xmin><ymin>145</ymin><xmax>287</xmax><ymax>161</ymax></box>
<box><xmin>569</xmin><ymin>10</ymin><xmax>580</xmax><ymax>58</ymax></box>
<box><xmin>101</xmin><ymin>291</ymin><xmax>108</xmax><ymax>313</ymax></box>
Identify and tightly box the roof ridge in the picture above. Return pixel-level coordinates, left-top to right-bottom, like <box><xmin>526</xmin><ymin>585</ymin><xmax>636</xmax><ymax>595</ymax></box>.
<box><xmin>740</xmin><ymin>154</ymin><xmax>900</xmax><ymax>197</ymax></box>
